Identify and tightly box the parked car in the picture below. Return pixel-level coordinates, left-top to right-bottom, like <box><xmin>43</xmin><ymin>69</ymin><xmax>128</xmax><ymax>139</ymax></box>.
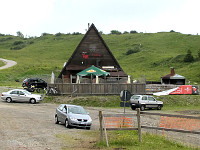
<box><xmin>130</xmin><ymin>95</ymin><xmax>163</xmax><ymax>111</ymax></box>
<box><xmin>1</xmin><ymin>89</ymin><xmax>43</xmax><ymax>104</ymax></box>
<box><xmin>55</xmin><ymin>104</ymin><xmax>92</xmax><ymax>129</ymax></box>
<box><xmin>22</xmin><ymin>78</ymin><xmax>47</xmax><ymax>92</ymax></box>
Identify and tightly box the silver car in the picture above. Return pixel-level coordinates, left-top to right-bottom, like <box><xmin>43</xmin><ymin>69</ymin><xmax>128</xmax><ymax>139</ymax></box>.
<box><xmin>55</xmin><ymin>104</ymin><xmax>92</xmax><ymax>130</ymax></box>
<box><xmin>1</xmin><ymin>89</ymin><xmax>43</xmax><ymax>104</ymax></box>
<box><xmin>130</xmin><ymin>95</ymin><xmax>163</xmax><ymax>111</ymax></box>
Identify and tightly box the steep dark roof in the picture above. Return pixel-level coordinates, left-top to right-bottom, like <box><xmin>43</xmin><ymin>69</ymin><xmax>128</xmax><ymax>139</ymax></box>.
<box><xmin>58</xmin><ymin>23</ymin><xmax>125</xmax><ymax>78</ymax></box>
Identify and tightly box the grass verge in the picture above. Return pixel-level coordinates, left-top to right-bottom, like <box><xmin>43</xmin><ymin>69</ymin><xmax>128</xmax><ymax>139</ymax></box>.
<box><xmin>43</xmin><ymin>95</ymin><xmax>200</xmax><ymax>112</ymax></box>
<box><xmin>95</xmin><ymin>130</ymin><xmax>199</xmax><ymax>150</ymax></box>
<box><xmin>56</xmin><ymin>130</ymin><xmax>199</xmax><ymax>150</ymax></box>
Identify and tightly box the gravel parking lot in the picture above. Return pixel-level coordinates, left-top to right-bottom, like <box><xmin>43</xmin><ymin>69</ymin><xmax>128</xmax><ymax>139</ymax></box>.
<box><xmin>0</xmin><ymin>87</ymin><xmax>199</xmax><ymax>149</ymax></box>
<box><xmin>0</xmin><ymin>99</ymin><xmax>135</xmax><ymax>150</ymax></box>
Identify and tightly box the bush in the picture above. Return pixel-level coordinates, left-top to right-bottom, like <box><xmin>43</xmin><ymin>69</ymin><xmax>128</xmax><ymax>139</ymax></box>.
<box><xmin>72</xmin><ymin>32</ymin><xmax>81</xmax><ymax>35</ymax></box>
<box><xmin>126</xmin><ymin>49</ymin><xmax>139</xmax><ymax>55</ymax></box>
<box><xmin>10</xmin><ymin>45</ymin><xmax>26</xmax><ymax>50</ymax></box>
<box><xmin>110</xmin><ymin>30</ymin><xmax>121</xmax><ymax>35</ymax></box>
<box><xmin>130</xmin><ymin>30</ymin><xmax>137</xmax><ymax>34</ymax></box>
<box><xmin>55</xmin><ymin>32</ymin><xmax>62</xmax><ymax>36</ymax></box>
<box><xmin>183</xmin><ymin>50</ymin><xmax>194</xmax><ymax>62</ymax></box>
<box><xmin>123</xmin><ymin>31</ymin><xmax>129</xmax><ymax>34</ymax></box>
<box><xmin>126</xmin><ymin>44</ymin><xmax>141</xmax><ymax>55</ymax></box>
<box><xmin>41</xmin><ymin>33</ymin><xmax>50</xmax><ymax>36</ymax></box>
<box><xmin>13</xmin><ymin>41</ymin><xmax>24</xmax><ymax>45</ymax></box>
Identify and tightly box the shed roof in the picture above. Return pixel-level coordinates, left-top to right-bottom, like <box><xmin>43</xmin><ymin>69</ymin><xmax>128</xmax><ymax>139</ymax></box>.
<box><xmin>161</xmin><ymin>68</ymin><xmax>185</xmax><ymax>79</ymax></box>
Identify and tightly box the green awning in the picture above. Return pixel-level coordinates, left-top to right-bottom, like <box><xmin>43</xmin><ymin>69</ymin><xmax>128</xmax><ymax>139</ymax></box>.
<box><xmin>77</xmin><ymin>65</ymin><xmax>110</xmax><ymax>77</ymax></box>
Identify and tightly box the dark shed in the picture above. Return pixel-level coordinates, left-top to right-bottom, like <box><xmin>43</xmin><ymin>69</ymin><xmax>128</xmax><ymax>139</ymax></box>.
<box><xmin>58</xmin><ymin>24</ymin><xmax>127</xmax><ymax>83</ymax></box>
<box><xmin>161</xmin><ymin>68</ymin><xmax>185</xmax><ymax>85</ymax></box>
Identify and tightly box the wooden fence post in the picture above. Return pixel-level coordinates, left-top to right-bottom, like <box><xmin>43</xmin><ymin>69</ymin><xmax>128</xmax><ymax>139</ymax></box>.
<box><xmin>137</xmin><ymin>108</ymin><xmax>142</xmax><ymax>142</ymax></box>
<box><xmin>99</xmin><ymin>111</ymin><xmax>103</xmax><ymax>142</ymax></box>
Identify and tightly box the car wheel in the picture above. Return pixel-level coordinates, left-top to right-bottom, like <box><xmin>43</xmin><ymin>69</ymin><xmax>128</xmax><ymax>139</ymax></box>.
<box><xmin>131</xmin><ymin>106</ymin><xmax>136</xmax><ymax>110</ymax></box>
<box><xmin>6</xmin><ymin>97</ymin><xmax>12</xmax><ymax>103</ymax></box>
<box><xmin>140</xmin><ymin>105</ymin><xmax>145</xmax><ymax>111</ymax></box>
<box><xmin>36</xmin><ymin>88</ymin><xmax>40</xmax><ymax>93</ymax></box>
<box><xmin>30</xmin><ymin>98</ymin><xmax>36</xmax><ymax>104</ymax></box>
<box><xmin>55</xmin><ymin>115</ymin><xmax>59</xmax><ymax>124</ymax></box>
<box><xmin>86</xmin><ymin>127</ymin><xmax>91</xmax><ymax>130</ymax></box>
<box><xmin>157</xmin><ymin>105</ymin><xmax>162</xmax><ymax>110</ymax></box>
<box><xmin>65</xmin><ymin>119</ymin><xmax>70</xmax><ymax>128</ymax></box>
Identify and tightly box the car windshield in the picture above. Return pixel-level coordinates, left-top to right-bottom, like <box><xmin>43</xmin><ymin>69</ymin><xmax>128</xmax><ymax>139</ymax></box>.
<box><xmin>23</xmin><ymin>90</ymin><xmax>32</xmax><ymax>95</ymax></box>
<box><xmin>68</xmin><ymin>106</ymin><xmax>87</xmax><ymax>114</ymax></box>
<box><xmin>131</xmin><ymin>96</ymin><xmax>140</xmax><ymax>100</ymax></box>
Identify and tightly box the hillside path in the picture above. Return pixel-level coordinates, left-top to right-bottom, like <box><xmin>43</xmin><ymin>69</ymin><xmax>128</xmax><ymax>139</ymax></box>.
<box><xmin>0</xmin><ymin>58</ymin><xmax>17</xmax><ymax>70</ymax></box>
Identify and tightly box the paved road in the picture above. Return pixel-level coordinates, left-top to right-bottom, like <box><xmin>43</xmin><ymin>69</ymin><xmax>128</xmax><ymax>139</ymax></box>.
<box><xmin>0</xmin><ymin>58</ymin><xmax>17</xmax><ymax>70</ymax></box>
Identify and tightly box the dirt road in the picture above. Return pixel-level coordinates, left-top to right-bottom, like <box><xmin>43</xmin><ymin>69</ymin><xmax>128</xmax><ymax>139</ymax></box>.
<box><xmin>0</xmin><ymin>58</ymin><xmax>17</xmax><ymax>70</ymax></box>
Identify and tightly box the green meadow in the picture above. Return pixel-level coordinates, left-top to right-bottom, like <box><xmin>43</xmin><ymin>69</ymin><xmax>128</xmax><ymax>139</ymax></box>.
<box><xmin>0</xmin><ymin>32</ymin><xmax>200</xmax><ymax>86</ymax></box>
<box><xmin>0</xmin><ymin>32</ymin><xmax>199</xmax><ymax>149</ymax></box>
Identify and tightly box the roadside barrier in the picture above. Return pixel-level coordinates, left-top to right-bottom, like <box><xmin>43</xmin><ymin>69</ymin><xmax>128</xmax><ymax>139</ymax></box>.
<box><xmin>99</xmin><ymin>110</ymin><xmax>200</xmax><ymax>147</ymax></box>
<box><xmin>140</xmin><ymin>112</ymin><xmax>200</xmax><ymax>135</ymax></box>
<box><xmin>99</xmin><ymin>110</ymin><xmax>141</xmax><ymax>147</ymax></box>
<box><xmin>159</xmin><ymin>115</ymin><xmax>200</xmax><ymax>135</ymax></box>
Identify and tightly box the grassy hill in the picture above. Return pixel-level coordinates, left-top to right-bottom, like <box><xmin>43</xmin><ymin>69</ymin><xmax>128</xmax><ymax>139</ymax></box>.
<box><xmin>0</xmin><ymin>32</ymin><xmax>200</xmax><ymax>86</ymax></box>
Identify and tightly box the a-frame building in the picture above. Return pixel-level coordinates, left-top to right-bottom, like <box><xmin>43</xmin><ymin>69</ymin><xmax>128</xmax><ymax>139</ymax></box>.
<box><xmin>58</xmin><ymin>24</ymin><xmax>128</xmax><ymax>83</ymax></box>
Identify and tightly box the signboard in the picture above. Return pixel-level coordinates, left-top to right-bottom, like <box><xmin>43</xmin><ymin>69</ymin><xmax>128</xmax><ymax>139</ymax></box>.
<box><xmin>120</xmin><ymin>90</ymin><xmax>131</xmax><ymax>114</ymax></box>
<box><xmin>153</xmin><ymin>85</ymin><xmax>199</xmax><ymax>96</ymax></box>
<box><xmin>170</xmin><ymin>85</ymin><xmax>199</xmax><ymax>95</ymax></box>
<box><xmin>120</xmin><ymin>90</ymin><xmax>131</xmax><ymax>101</ymax></box>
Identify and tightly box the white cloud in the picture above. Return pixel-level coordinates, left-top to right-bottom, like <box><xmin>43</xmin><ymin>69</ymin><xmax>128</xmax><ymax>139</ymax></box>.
<box><xmin>0</xmin><ymin>0</ymin><xmax>57</xmax><ymax>36</ymax></box>
<box><xmin>0</xmin><ymin>0</ymin><xmax>200</xmax><ymax>36</ymax></box>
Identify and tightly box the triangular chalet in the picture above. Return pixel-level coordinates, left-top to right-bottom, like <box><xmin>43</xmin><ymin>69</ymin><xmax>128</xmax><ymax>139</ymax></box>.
<box><xmin>58</xmin><ymin>24</ymin><xmax>127</xmax><ymax>83</ymax></box>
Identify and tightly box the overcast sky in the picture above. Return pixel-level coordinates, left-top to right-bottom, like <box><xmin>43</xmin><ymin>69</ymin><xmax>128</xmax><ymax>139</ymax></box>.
<box><xmin>0</xmin><ymin>0</ymin><xmax>200</xmax><ymax>37</ymax></box>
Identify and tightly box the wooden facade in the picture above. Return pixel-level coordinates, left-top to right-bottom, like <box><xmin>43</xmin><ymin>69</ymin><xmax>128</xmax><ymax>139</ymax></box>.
<box><xmin>58</xmin><ymin>24</ymin><xmax>128</xmax><ymax>83</ymax></box>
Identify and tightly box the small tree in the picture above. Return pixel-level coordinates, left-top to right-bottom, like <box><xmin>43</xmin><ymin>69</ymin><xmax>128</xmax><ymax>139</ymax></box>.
<box><xmin>184</xmin><ymin>50</ymin><xmax>194</xmax><ymax>62</ymax></box>
<box><xmin>16</xmin><ymin>31</ymin><xmax>24</xmax><ymax>38</ymax></box>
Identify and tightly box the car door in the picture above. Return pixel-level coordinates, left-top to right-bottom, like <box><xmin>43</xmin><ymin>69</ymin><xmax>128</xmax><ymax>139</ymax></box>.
<box><xmin>148</xmin><ymin>96</ymin><xmax>158</xmax><ymax>108</ymax></box>
<box><xmin>18</xmin><ymin>91</ymin><xmax>29</xmax><ymax>102</ymax></box>
<box><xmin>9</xmin><ymin>90</ymin><xmax>19</xmax><ymax>101</ymax></box>
<box><xmin>141</xmin><ymin>96</ymin><xmax>149</xmax><ymax>107</ymax></box>
<box><xmin>57</xmin><ymin>105</ymin><xmax>67</xmax><ymax>123</ymax></box>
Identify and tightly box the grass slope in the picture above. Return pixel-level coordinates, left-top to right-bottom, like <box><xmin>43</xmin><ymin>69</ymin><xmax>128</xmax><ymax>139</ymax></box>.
<box><xmin>0</xmin><ymin>32</ymin><xmax>200</xmax><ymax>86</ymax></box>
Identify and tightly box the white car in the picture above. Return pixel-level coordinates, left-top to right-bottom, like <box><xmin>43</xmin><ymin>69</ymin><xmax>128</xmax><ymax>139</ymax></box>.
<box><xmin>1</xmin><ymin>89</ymin><xmax>43</xmax><ymax>104</ymax></box>
<box><xmin>130</xmin><ymin>95</ymin><xmax>163</xmax><ymax>111</ymax></box>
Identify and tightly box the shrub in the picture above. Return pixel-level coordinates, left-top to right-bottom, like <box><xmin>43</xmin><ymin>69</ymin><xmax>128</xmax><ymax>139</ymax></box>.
<box><xmin>72</xmin><ymin>32</ymin><xmax>81</xmax><ymax>35</ymax></box>
<box><xmin>41</xmin><ymin>33</ymin><xmax>50</xmax><ymax>36</ymax></box>
<box><xmin>55</xmin><ymin>32</ymin><xmax>62</xmax><ymax>36</ymax></box>
<box><xmin>126</xmin><ymin>47</ymin><xmax>140</xmax><ymax>55</ymax></box>
<box><xmin>123</xmin><ymin>31</ymin><xmax>129</xmax><ymax>34</ymax></box>
<box><xmin>10</xmin><ymin>45</ymin><xmax>25</xmax><ymax>50</ymax></box>
<box><xmin>130</xmin><ymin>30</ymin><xmax>137</xmax><ymax>34</ymax></box>
<box><xmin>13</xmin><ymin>41</ymin><xmax>24</xmax><ymax>45</ymax></box>
<box><xmin>110</xmin><ymin>30</ymin><xmax>121</xmax><ymax>35</ymax></box>
<box><xmin>183</xmin><ymin>50</ymin><xmax>194</xmax><ymax>62</ymax></box>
